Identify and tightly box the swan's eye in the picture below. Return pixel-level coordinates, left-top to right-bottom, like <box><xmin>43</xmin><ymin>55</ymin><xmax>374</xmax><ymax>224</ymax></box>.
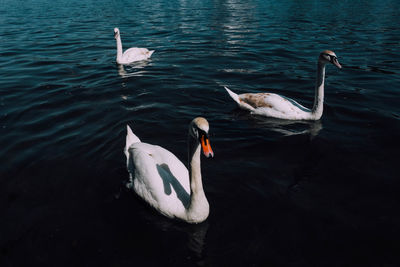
<box><xmin>328</xmin><ymin>55</ymin><xmax>337</xmax><ymax>62</ymax></box>
<box><xmin>323</xmin><ymin>54</ymin><xmax>335</xmax><ymax>62</ymax></box>
<box><xmin>197</xmin><ymin>129</ymin><xmax>207</xmax><ymax>141</ymax></box>
<box><xmin>192</xmin><ymin>127</ymin><xmax>198</xmax><ymax>137</ymax></box>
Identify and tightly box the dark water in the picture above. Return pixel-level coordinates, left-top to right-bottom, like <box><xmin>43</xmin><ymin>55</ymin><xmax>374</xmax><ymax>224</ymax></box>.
<box><xmin>1</xmin><ymin>0</ymin><xmax>400</xmax><ymax>266</ymax></box>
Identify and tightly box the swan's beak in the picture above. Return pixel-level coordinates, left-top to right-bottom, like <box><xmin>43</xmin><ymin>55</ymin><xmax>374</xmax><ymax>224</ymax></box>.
<box><xmin>200</xmin><ymin>134</ymin><xmax>214</xmax><ymax>158</ymax></box>
<box><xmin>332</xmin><ymin>57</ymin><xmax>342</xmax><ymax>69</ymax></box>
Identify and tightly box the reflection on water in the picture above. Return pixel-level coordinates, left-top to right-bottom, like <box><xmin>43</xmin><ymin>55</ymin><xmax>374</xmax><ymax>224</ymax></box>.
<box><xmin>267</xmin><ymin>120</ymin><xmax>322</xmax><ymax>138</ymax></box>
<box><xmin>233</xmin><ymin>110</ymin><xmax>323</xmax><ymax>138</ymax></box>
<box><xmin>1</xmin><ymin>0</ymin><xmax>400</xmax><ymax>266</ymax></box>
<box><xmin>131</xmin><ymin>198</ymin><xmax>209</xmax><ymax>261</ymax></box>
<box><xmin>186</xmin><ymin>222</ymin><xmax>209</xmax><ymax>260</ymax></box>
<box><xmin>117</xmin><ymin>61</ymin><xmax>151</xmax><ymax>78</ymax></box>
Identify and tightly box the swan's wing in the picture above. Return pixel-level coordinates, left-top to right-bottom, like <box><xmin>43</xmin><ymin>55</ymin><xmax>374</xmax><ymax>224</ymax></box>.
<box><xmin>124</xmin><ymin>47</ymin><xmax>150</xmax><ymax>54</ymax></box>
<box><xmin>122</xmin><ymin>47</ymin><xmax>153</xmax><ymax>62</ymax></box>
<box><xmin>277</xmin><ymin>94</ymin><xmax>311</xmax><ymax>112</ymax></box>
<box><xmin>225</xmin><ymin>87</ymin><xmax>255</xmax><ymax>111</ymax></box>
<box><xmin>239</xmin><ymin>93</ymin><xmax>311</xmax><ymax>117</ymax></box>
<box><xmin>128</xmin><ymin>142</ymin><xmax>190</xmax><ymax>215</ymax></box>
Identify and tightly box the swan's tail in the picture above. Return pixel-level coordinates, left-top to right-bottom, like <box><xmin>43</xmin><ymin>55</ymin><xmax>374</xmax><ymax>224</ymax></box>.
<box><xmin>148</xmin><ymin>50</ymin><xmax>155</xmax><ymax>58</ymax></box>
<box><xmin>124</xmin><ymin>125</ymin><xmax>141</xmax><ymax>160</ymax></box>
<box><xmin>125</xmin><ymin>125</ymin><xmax>140</xmax><ymax>188</ymax></box>
<box><xmin>224</xmin><ymin>86</ymin><xmax>240</xmax><ymax>105</ymax></box>
<box><xmin>224</xmin><ymin>86</ymin><xmax>256</xmax><ymax>112</ymax></box>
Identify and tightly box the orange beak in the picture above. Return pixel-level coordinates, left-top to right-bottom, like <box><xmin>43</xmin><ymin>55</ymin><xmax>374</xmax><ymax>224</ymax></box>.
<box><xmin>200</xmin><ymin>135</ymin><xmax>214</xmax><ymax>158</ymax></box>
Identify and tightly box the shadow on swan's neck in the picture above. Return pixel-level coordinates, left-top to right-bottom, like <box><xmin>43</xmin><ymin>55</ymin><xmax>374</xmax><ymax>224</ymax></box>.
<box><xmin>188</xmin><ymin>136</ymin><xmax>203</xmax><ymax>194</ymax></box>
<box><xmin>311</xmin><ymin>61</ymin><xmax>326</xmax><ymax>120</ymax></box>
<box><xmin>185</xmin><ymin>135</ymin><xmax>209</xmax><ymax>223</ymax></box>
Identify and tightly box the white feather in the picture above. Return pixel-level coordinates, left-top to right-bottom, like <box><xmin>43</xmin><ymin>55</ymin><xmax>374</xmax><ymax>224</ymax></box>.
<box><xmin>124</xmin><ymin>118</ymin><xmax>212</xmax><ymax>223</ymax></box>
<box><xmin>224</xmin><ymin>50</ymin><xmax>341</xmax><ymax>120</ymax></box>
<box><xmin>114</xmin><ymin>27</ymin><xmax>154</xmax><ymax>65</ymax></box>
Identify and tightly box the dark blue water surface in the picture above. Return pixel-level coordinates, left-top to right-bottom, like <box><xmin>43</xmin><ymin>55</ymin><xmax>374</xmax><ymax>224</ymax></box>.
<box><xmin>1</xmin><ymin>0</ymin><xmax>400</xmax><ymax>266</ymax></box>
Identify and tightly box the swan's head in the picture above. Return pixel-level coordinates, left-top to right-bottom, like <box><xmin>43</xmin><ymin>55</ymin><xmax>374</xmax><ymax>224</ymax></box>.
<box><xmin>319</xmin><ymin>50</ymin><xmax>342</xmax><ymax>69</ymax></box>
<box><xmin>114</xmin><ymin>27</ymin><xmax>120</xmax><ymax>39</ymax></box>
<box><xmin>189</xmin><ymin>117</ymin><xmax>214</xmax><ymax>158</ymax></box>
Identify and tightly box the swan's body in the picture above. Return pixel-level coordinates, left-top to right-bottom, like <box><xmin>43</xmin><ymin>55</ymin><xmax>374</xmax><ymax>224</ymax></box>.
<box><xmin>114</xmin><ymin>27</ymin><xmax>154</xmax><ymax>64</ymax></box>
<box><xmin>125</xmin><ymin>117</ymin><xmax>214</xmax><ymax>223</ymax></box>
<box><xmin>225</xmin><ymin>50</ymin><xmax>342</xmax><ymax>120</ymax></box>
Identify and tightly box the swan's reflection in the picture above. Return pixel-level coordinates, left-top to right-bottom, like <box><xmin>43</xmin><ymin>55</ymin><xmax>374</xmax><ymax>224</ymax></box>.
<box><xmin>233</xmin><ymin>110</ymin><xmax>323</xmax><ymax>139</ymax></box>
<box><xmin>134</xmin><ymin>205</ymin><xmax>209</xmax><ymax>260</ymax></box>
<box><xmin>186</xmin><ymin>221</ymin><xmax>209</xmax><ymax>259</ymax></box>
<box><xmin>117</xmin><ymin>61</ymin><xmax>150</xmax><ymax>78</ymax></box>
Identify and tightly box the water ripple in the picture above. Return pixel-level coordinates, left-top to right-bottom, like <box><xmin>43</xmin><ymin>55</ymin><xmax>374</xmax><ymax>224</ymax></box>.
<box><xmin>1</xmin><ymin>0</ymin><xmax>400</xmax><ymax>266</ymax></box>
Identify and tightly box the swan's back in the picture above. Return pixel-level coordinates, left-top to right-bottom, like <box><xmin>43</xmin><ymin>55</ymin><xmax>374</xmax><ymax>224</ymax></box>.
<box><xmin>122</xmin><ymin>47</ymin><xmax>154</xmax><ymax>63</ymax></box>
<box><xmin>127</xmin><ymin>142</ymin><xmax>190</xmax><ymax>218</ymax></box>
<box><xmin>224</xmin><ymin>85</ymin><xmax>312</xmax><ymax>119</ymax></box>
<box><xmin>236</xmin><ymin>92</ymin><xmax>310</xmax><ymax>119</ymax></box>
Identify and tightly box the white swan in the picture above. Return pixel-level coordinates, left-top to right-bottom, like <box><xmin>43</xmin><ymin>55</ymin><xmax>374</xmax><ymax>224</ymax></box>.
<box><xmin>114</xmin><ymin>27</ymin><xmax>154</xmax><ymax>64</ymax></box>
<box><xmin>225</xmin><ymin>50</ymin><xmax>342</xmax><ymax>120</ymax></box>
<box><xmin>124</xmin><ymin>117</ymin><xmax>214</xmax><ymax>223</ymax></box>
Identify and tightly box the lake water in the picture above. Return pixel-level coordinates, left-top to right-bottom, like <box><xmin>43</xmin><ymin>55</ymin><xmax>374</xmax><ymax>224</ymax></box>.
<box><xmin>1</xmin><ymin>0</ymin><xmax>400</xmax><ymax>266</ymax></box>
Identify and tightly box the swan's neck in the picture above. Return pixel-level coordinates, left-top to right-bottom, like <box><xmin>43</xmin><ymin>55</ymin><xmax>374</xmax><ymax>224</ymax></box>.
<box><xmin>311</xmin><ymin>62</ymin><xmax>326</xmax><ymax>120</ymax></box>
<box><xmin>116</xmin><ymin>36</ymin><xmax>123</xmax><ymax>62</ymax></box>
<box><xmin>186</xmin><ymin>136</ymin><xmax>209</xmax><ymax>223</ymax></box>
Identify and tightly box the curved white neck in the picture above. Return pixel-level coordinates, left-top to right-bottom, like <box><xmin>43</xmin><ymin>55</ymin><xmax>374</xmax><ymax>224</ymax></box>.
<box><xmin>311</xmin><ymin>62</ymin><xmax>326</xmax><ymax>120</ymax></box>
<box><xmin>186</xmin><ymin>136</ymin><xmax>209</xmax><ymax>222</ymax></box>
<box><xmin>115</xmin><ymin>35</ymin><xmax>123</xmax><ymax>62</ymax></box>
